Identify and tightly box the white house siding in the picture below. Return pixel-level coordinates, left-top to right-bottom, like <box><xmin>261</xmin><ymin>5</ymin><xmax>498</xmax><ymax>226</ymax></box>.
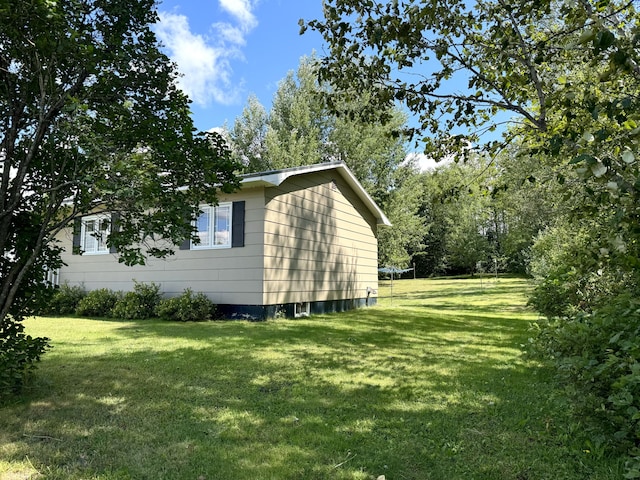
<box><xmin>57</xmin><ymin>187</ymin><xmax>266</xmax><ymax>306</ymax></box>
<box><xmin>262</xmin><ymin>170</ymin><xmax>379</xmax><ymax>305</ymax></box>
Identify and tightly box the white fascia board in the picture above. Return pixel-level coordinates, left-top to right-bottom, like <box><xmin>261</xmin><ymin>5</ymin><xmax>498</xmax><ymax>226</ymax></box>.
<box><xmin>334</xmin><ymin>164</ymin><xmax>392</xmax><ymax>227</ymax></box>
<box><xmin>241</xmin><ymin>162</ymin><xmax>391</xmax><ymax>226</ymax></box>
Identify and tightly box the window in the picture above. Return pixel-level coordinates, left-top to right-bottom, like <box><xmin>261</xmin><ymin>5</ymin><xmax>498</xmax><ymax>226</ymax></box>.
<box><xmin>294</xmin><ymin>302</ymin><xmax>310</xmax><ymax>318</ymax></box>
<box><xmin>192</xmin><ymin>203</ymin><xmax>232</xmax><ymax>249</ymax></box>
<box><xmin>81</xmin><ymin>214</ymin><xmax>111</xmax><ymax>254</ymax></box>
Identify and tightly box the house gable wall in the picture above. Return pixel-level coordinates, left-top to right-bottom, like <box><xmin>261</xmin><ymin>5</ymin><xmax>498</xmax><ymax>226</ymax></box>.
<box><xmin>262</xmin><ymin>170</ymin><xmax>379</xmax><ymax>305</ymax></box>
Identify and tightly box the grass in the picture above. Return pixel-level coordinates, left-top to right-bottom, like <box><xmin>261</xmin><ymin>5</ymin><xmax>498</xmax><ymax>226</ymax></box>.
<box><xmin>0</xmin><ymin>277</ymin><xmax>624</xmax><ymax>479</ymax></box>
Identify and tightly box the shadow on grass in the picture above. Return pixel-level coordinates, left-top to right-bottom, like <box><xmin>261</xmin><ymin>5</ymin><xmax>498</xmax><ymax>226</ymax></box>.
<box><xmin>2</xmin><ymin>349</ymin><xmax>545</xmax><ymax>479</ymax></box>
<box><xmin>0</xmin><ymin>281</ymin><xmax>622</xmax><ymax>480</ymax></box>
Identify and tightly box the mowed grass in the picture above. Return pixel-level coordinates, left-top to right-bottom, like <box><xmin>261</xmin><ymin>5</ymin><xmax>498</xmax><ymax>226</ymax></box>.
<box><xmin>0</xmin><ymin>277</ymin><xmax>624</xmax><ymax>479</ymax></box>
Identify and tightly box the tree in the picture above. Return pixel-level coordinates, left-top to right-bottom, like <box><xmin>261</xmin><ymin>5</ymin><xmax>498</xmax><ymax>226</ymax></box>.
<box><xmin>303</xmin><ymin>0</ymin><xmax>640</xmax><ymax>465</ymax></box>
<box><xmin>414</xmin><ymin>157</ymin><xmax>491</xmax><ymax>276</ymax></box>
<box><xmin>411</xmin><ymin>149</ymin><xmax>559</xmax><ymax>277</ymax></box>
<box><xmin>0</xmin><ymin>0</ymin><xmax>239</xmax><ymax>395</ymax></box>
<box><xmin>227</xmin><ymin>55</ymin><xmax>428</xmax><ymax>267</ymax></box>
<box><xmin>263</xmin><ymin>56</ymin><xmax>328</xmax><ymax>169</ymax></box>
<box><xmin>304</xmin><ymin>0</ymin><xmax>640</xmax><ymax>256</ymax></box>
<box><xmin>327</xmin><ymin>95</ymin><xmax>409</xmax><ymax>207</ymax></box>
<box><xmin>377</xmin><ymin>162</ymin><xmax>425</xmax><ymax>268</ymax></box>
<box><xmin>228</xmin><ymin>94</ymin><xmax>269</xmax><ymax>172</ymax></box>
<box><xmin>488</xmin><ymin>145</ymin><xmax>564</xmax><ymax>273</ymax></box>
<box><xmin>303</xmin><ymin>0</ymin><xmax>638</xmax><ymax>153</ymax></box>
<box><xmin>303</xmin><ymin>0</ymin><xmax>640</xmax><ymax>286</ymax></box>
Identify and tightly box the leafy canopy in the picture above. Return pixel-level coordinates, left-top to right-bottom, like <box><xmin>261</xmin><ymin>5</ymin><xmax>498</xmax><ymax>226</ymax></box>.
<box><xmin>302</xmin><ymin>0</ymin><xmax>639</xmax><ymax>158</ymax></box>
<box><xmin>0</xmin><ymin>0</ymin><xmax>239</xmax><ymax>393</ymax></box>
<box><xmin>303</xmin><ymin>0</ymin><xmax>640</xmax><ymax>273</ymax></box>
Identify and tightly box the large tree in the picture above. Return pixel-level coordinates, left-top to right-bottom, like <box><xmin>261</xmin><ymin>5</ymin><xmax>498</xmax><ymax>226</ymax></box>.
<box><xmin>303</xmin><ymin>0</ymin><xmax>640</xmax><ymax>466</ymax></box>
<box><xmin>303</xmin><ymin>0</ymin><xmax>638</xmax><ymax>153</ymax></box>
<box><xmin>303</xmin><ymin>0</ymin><xmax>639</xmax><ymax>246</ymax></box>
<box><xmin>228</xmin><ymin>94</ymin><xmax>269</xmax><ymax>172</ymax></box>
<box><xmin>0</xmin><ymin>0</ymin><xmax>239</xmax><ymax>394</ymax></box>
<box><xmin>264</xmin><ymin>57</ymin><xmax>329</xmax><ymax>169</ymax></box>
<box><xmin>227</xmin><ymin>56</ymin><xmax>427</xmax><ymax>267</ymax></box>
<box><xmin>303</xmin><ymin>0</ymin><xmax>640</xmax><ymax>284</ymax></box>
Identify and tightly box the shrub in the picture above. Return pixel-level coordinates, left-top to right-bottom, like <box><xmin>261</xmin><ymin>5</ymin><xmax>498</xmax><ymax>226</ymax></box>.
<box><xmin>0</xmin><ymin>315</ymin><xmax>50</xmax><ymax>399</ymax></box>
<box><xmin>43</xmin><ymin>283</ymin><xmax>86</xmax><ymax>315</ymax></box>
<box><xmin>527</xmin><ymin>277</ymin><xmax>574</xmax><ymax>318</ymax></box>
<box><xmin>527</xmin><ymin>222</ymin><xmax>633</xmax><ymax>317</ymax></box>
<box><xmin>530</xmin><ymin>294</ymin><xmax>640</xmax><ymax>474</ymax></box>
<box><xmin>155</xmin><ymin>289</ymin><xmax>215</xmax><ymax>322</ymax></box>
<box><xmin>112</xmin><ymin>281</ymin><xmax>161</xmax><ymax>320</ymax></box>
<box><xmin>76</xmin><ymin>288</ymin><xmax>121</xmax><ymax>317</ymax></box>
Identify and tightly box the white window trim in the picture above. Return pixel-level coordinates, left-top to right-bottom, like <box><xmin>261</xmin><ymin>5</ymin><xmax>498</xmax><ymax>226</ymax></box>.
<box><xmin>81</xmin><ymin>213</ymin><xmax>111</xmax><ymax>255</ymax></box>
<box><xmin>294</xmin><ymin>302</ymin><xmax>310</xmax><ymax>318</ymax></box>
<box><xmin>191</xmin><ymin>202</ymin><xmax>233</xmax><ymax>250</ymax></box>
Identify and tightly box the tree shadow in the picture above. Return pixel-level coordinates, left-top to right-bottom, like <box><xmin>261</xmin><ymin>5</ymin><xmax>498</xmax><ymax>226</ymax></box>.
<box><xmin>263</xmin><ymin>171</ymin><xmax>378</xmax><ymax>314</ymax></box>
<box><xmin>0</xmin><ymin>304</ymin><xmax>610</xmax><ymax>479</ymax></box>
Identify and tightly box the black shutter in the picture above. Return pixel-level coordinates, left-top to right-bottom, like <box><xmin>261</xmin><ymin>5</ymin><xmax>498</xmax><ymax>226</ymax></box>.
<box><xmin>72</xmin><ymin>218</ymin><xmax>82</xmax><ymax>255</ymax></box>
<box><xmin>180</xmin><ymin>211</ymin><xmax>193</xmax><ymax>250</ymax></box>
<box><xmin>232</xmin><ymin>201</ymin><xmax>245</xmax><ymax>248</ymax></box>
<box><xmin>109</xmin><ymin>213</ymin><xmax>120</xmax><ymax>253</ymax></box>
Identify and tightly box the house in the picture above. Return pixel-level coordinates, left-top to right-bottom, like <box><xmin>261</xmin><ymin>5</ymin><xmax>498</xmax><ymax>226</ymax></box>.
<box><xmin>57</xmin><ymin>162</ymin><xmax>391</xmax><ymax>319</ymax></box>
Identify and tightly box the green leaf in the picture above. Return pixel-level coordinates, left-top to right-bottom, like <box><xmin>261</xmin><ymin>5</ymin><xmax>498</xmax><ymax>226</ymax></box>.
<box><xmin>594</xmin><ymin>30</ymin><xmax>615</xmax><ymax>52</ymax></box>
<box><xmin>582</xmin><ymin>131</ymin><xmax>595</xmax><ymax>143</ymax></box>
<box><xmin>606</xmin><ymin>181</ymin><xmax>619</xmax><ymax>193</ymax></box>
<box><xmin>591</xmin><ymin>162</ymin><xmax>607</xmax><ymax>178</ymax></box>
<box><xmin>569</xmin><ymin>154</ymin><xmax>596</xmax><ymax>165</ymax></box>
<box><xmin>578</xmin><ymin>29</ymin><xmax>596</xmax><ymax>45</ymax></box>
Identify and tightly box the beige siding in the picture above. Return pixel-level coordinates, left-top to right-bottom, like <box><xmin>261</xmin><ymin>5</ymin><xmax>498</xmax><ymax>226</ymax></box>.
<box><xmin>263</xmin><ymin>171</ymin><xmax>379</xmax><ymax>304</ymax></box>
<box><xmin>57</xmin><ymin>188</ymin><xmax>266</xmax><ymax>305</ymax></box>
<box><xmin>57</xmin><ymin>167</ymin><xmax>382</xmax><ymax>310</ymax></box>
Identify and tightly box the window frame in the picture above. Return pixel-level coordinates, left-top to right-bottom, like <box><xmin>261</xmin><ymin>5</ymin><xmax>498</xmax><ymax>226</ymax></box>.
<box><xmin>80</xmin><ymin>213</ymin><xmax>111</xmax><ymax>255</ymax></box>
<box><xmin>294</xmin><ymin>302</ymin><xmax>310</xmax><ymax>318</ymax></box>
<box><xmin>191</xmin><ymin>202</ymin><xmax>233</xmax><ymax>250</ymax></box>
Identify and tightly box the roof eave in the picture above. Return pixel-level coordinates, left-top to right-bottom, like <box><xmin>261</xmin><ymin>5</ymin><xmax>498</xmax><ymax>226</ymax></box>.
<box><xmin>240</xmin><ymin>162</ymin><xmax>391</xmax><ymax>226</ymax></box>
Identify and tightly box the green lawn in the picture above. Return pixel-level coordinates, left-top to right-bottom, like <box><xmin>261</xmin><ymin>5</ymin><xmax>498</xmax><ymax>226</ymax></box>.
<box><xmin>0</xmin><ymin>277</ymin><xmax>624</xmax><ymax>479</ymax></box>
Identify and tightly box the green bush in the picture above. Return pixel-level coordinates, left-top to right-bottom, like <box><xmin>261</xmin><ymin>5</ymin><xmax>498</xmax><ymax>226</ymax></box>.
<box><xmin>1</xmin><ymin>315</ymin><xmax>50</xmax><ymax>399</ymax></box>
<box><xmin>76</xmin><ymin>288</ymin><xmax>121</xmax><ymax>317</ymax></box>
<box><xmin>112</xmin><ymin>281</ymin><xmax>161</xmax><ymax>320</ymax></box>
<box><xmin>155</xmin><ymin>289</ymin><xmax>215</xmax><ymax>322</ymax></box>
<box><xmin>43</xmin><ymin>283</ymin><xmax>86</xmax><ymax>315</ymax></box>
<box><xmin>527</xmin><ymin>277</ymin><xmax>574</xmax><ymax>318</ymax></box>
<box><xmin>530</xmin><ymin>294</ymin><xmax>640</xmax><ymax>474</ymax></box>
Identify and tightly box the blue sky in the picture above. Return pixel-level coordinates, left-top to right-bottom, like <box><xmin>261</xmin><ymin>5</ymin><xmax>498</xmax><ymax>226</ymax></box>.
<box><xmin>155</xmin><ymin>0</ymin><xmax>326</xmax><ymax>132</ymax></box>
<box><xmin>153</xmin><ymin>0</ymin><xmax>507</xmax><ymax>170</ymax></box>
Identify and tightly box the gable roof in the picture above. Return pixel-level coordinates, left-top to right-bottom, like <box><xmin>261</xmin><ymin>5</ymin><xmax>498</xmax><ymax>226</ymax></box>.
<box><xmin>240</xmin><ymin>162</ymin><xmax>391</xmax><ymax>226</ymax></box>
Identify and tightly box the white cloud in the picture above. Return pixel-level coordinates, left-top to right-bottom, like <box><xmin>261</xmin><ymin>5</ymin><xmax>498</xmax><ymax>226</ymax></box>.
<box><xmin>155</xmin><ymin>1</ymin><xmax>259</xmax><ymax>107</ymax></box>
<box><xmin>213</xmin><ymin>23</ymin><xmax>247</xmax><ymax>46</ymax></box>
<box><xmin>405</xmin><ymin>152</ymin><xmax>454</xmax><ymax>172</ymax></box>
<box><xmin>219</xmin><ymin>0</ymin><xmax>258</xmax><ymax>31</ymax></box>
